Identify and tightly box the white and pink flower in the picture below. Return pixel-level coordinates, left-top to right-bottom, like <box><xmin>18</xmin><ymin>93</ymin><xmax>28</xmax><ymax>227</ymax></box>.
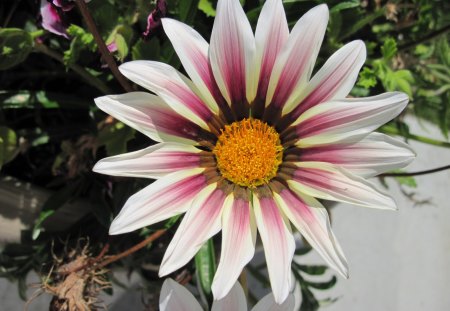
<box><xmin>93</xmin><ymin>0</ymin><xmax>414</xmax><ymax>304</ymax></box>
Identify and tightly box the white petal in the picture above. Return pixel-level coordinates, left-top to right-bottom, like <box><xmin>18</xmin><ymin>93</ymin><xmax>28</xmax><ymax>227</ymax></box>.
<box><xmin>288</xmin><ymin>162</ymin><xmax>397</xmax><ymax>210</ymax></box>
<box><xmin>274</xmin><ymin>190</ymin><xmax>348</xmax><ymax>278</ymax></box>
<box><xmin>159</xmin><ymin>184</ymin><xmax>228</xmax><ymax>276</ymax></box>
<box><xmin>109</xmin><ymin>168</ymin><xmax>207</xmax><ymax>235</ymax></box>
<box><xmin>253</xmin><ymin>195</ymin><xmax>295</xmax><ymax>304</ymax></box>
<box><xmin>293</xmin><ymin>92</ymin><xmax>409</xmax><ymax>147</ymax></box>
<box><xmin>211</xmin><ymin>281</ymin><xmax>247</xmax><ymax>311</ymax></box>
<box><xmin>209</xmin><ymin>0</ymin><xmax>256</xmax><ymax>105</ymax></box>
<box><xmin>159</xmin><ymin>279</ymin><xmax>202</xmax><ymax>311</ymax></box>
<box><xmin>94</xmin><ymin>92</ymin><xmax>201</xmax><ymax>144</ymax></box>
<box><xmin>93</xmin><ymin>142</ymin><xmax>203</xmax><ymax>179</ymax></box>
<box><xmin>162</xmin><ymin>18</ymin><xmax>219</xmax><ymax>114</ymax></box>
<box><xmin>254</xmin><ymin>0</ymin><xmax>289</xmax><ymax>98</ymax></box>
<box><xmin>266</xmin><ymin>4</ymin><xmax>329</xmax><ymax>113</ymax></box>
<box><xmin>119</xmin><ymin>61</ymin><xmax>213</xmax><ymax>129</ymax></box>
<box><xmin>212</xmin><ymin>195</ymin><xmax>256</xmax><ymax>300</ymax></box>
<box><xmin>296</xmin><ymin>132</ymin><xmax>416</xmax><ymax>177</ymax></box>
<box><xmin>251</xmin><ymin>292</ymin><xmax>295</xmax><ymax>311</ymax></box>
<box><xmin>289</xmin><ymin>40</ymin><xmax>367</xmax><ymax>118</ymax></box>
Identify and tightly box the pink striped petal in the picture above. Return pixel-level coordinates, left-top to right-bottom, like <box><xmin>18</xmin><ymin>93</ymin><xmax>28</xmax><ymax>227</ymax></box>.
<box><xmin>253</xmin><ymin>195</ymin><xmax>295</xmax><ymax>304</ymax></box>
<box><xmin>212</xmin><ymin>195</ymin><xmax>256</xmax><ymax>300</ymax></box>
<box><xmin>265</xmin><ymin>5</ymin><xmax>328</xmax><ymax>113</ymax></box>
<box><xmin>292</xmin><ymin>92</ymin><xmax>409</xmax><ymax>147</ymax></box>
<box><xmin>254</xmin><ymin>0</ymin><xmax>289</xmax><ymax>99</ymax></box>
<box><xmin>93</xmin><ymin>142</ymin><xmax>203</xmax><ymax>179</ymax></box>
<box><xmin>109</xmin><ymin>168</ymin><xmax>207</xmax><ymax>235</ymax></box>
<box><xmin>159</xmin><ymin>279</ymin><xmax>202</xmax><ymax>311</ymax></box>
<box><xmin>287</xmin><ymin>162</ymin><xmax>397</xmax><ymax>210</ymax></box>
<box><xmin>40</xmin><ymin>0</ymin><xmax>69</xmax><ymax>38</ymax></box>
<box><xmin>209</xmin><ymin>0</ymin><xmax>256</xmax><ymax>105</ymax></box>
<box><xmin>251</xmin><ymin>292</ymin><xmax>295</xmax><ymax>311</ymax></box>
<box><xmin>94</xmin><ymin>92</ymin><xmax>204</xmax><ymax>144</ymax></box>
<box><xmin>289</xmin><ymin>40</ymin><xmax>366</xmax><ymax>118</ymax></box>
<box><xmin>293</xmin><ymin>133</ymin><xmax>415</xmax><ymax>177</ymax></box>
<box><xmin>162</xmin><ymin>18</ymin><xmax>220</xmax><ymax>114</ymax></box>
<box><xmin>119</xmin><ymin>61</ymin><xmax>213</xmax><ymax>129</ymax></box>
<box><xmin>211</xmin><ymin>282</ymin><xmax>247</xmax><ymax>311</ymax></box>
<box><xmin>159</xmin><ymin>184</ymin><xmax>228</xmax><ymax>276</ymax></box>
<box><xmin>274</xmin><ymin>189</ymin><xmax>348</xmax><ymax>278</ymax></box>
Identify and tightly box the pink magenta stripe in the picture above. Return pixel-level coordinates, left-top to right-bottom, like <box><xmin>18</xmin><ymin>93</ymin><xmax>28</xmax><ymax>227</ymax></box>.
<box><xmin>295</xmin><ymin>105</ymin><xmax>387</xmax><ymax>138</ymax></box>
<box><xmin>293</xmin><ymin>167</ymin><xmax>335</xmax><ymax>192</ymax></box>
<box><xmin>259</xmin><ymin>197</ymin><xmax>287</xmax><ymax>240</ymax></box>
<box><xmin>147</xmin><ymin>152</ymin><xmax>201</xmax><ymax>170</ymax></box>
<box><xmin>279</xmin><ymin>189</ymin><xmax>315</xmax><ymax>223</ymax></box>
<box><xmin>168</xmin><ymin>81</ymin><xmax>213</xmax><ymax>121</ymax></box>
<box><xmin>290</xmin><ymin>48</ymin><xmax>360</xmax><ymax>119</ymax></box>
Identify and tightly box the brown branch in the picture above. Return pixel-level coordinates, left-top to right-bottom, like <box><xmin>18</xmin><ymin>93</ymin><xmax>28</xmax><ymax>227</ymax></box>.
<box><xmin>75</xmin><ymin>0</ymin><xmax>133</xmax><ymax>92</ymax></box>
<box><xmin>97</xmin><ymin>229</ymin><xmax>167</xmax><ymax>269</ymax></box>
<box><xmin>399</xmin><ymin>24</ymin><xmax>450</xmax><ymax>51</ymax></box>
<box><xmin>380</xmin><ymin>164</ymin><xmax>450</xmax><ymax>177</ymax></box>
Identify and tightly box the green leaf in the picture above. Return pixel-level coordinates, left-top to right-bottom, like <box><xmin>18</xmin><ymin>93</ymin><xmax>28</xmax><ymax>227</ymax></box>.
<box><xmin>330</xmin><ymin>1</ymin><xmax>360</xmax><ymax>13</ymax></box>
<box><xmin>132</xmin><ymin>38</ymin><xmax>161</xmax><ymax>60</ymax></box>
<box><xmin>304</xmin><ymin>276</ymin><xmax>337</xmax><ymax>290</ymax></box>
<box><xmin>0</xmin><ymin>126</ymin><xmax>17</xmax><ymax>168</ymax></box>
<box><xmin>195</xmin><ymin>239</ymin><xmax>216</xmax><ymax>296</ymax></box>
<box><xmin>97</xmin><ymin>122</ymin><xmax>135</xmax><ymax>156</ymax></box>
<box><xmin>0</xmin><ymin>28</ymin><xmax>33</xmax><ymax>70</ymax></box>
<box><xmin>198</xmin><ymin>0</ymin><xmax>216</xmax><ymax>16</ymax></box>
<box><xmin>296</xmin><ymin>264</ymin><xmax>328</xmax><ymax>275</ymax></box>
<box><xmin>114</xmin><ymin>34</ymin><xmax>128</xmax><ymax>61</ymax></box>
<box><xmin>179</xmin><ymin>0</ymin><xmax>200</xmax><ymax>24</ymax></box>
<box><xmin>32</xmin><ymin>210</ymin><xmax>55</xmax><ymax>240</ymax></box>
<box><xmin>381</xmin><ymin>37</ymin><xmax>397</xmax><ymax>61</ymax></box>
<box><xmin>357</xmin><ymin>67</ymin><xmax>378</xmax><ymax>89</ymax></box>
<box><xmin>295</xmin><ymin>246</ymin><xmax>312</xmax><ymax>256</ymax></box>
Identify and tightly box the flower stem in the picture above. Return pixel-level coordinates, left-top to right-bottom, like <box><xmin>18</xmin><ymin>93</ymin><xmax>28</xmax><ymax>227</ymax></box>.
<box><xmin>97</xmin><ymin>229</ymin><xmax>167</xmax><ymax>269</ymax></box>
<box><xmin>380</xmin><ymin>126</ymin><xmax>450</xmax><ymax>148</ymax></box>
<box><xmin>34</xmin><ymin>43</ymin><xmax>112</xmax><ymax>94</ymax></box>
<box><xmin>380</xmin><ymin>164</ymin><xmax>450</xmax><ymax>177</ymax></box>
<box><xmin>74</xmin><ymin>0</ymin><xmax>133</xmax><ymax>92</ymax></box>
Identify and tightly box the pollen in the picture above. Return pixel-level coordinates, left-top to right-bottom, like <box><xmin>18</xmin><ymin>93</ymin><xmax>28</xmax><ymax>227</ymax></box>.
<box><xmin>213</xmin><ymin>118</ymin><xmax>283</xmax><ymax>188</ymax></box>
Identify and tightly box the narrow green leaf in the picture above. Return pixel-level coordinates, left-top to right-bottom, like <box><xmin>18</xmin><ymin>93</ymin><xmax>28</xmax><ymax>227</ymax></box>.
<box><xmin>195</xmin><ymin>238</ymin><xmax>216</xmax><ymax>296</ymax></box>
<box><xmin>296</xmin><ymin>264</ymin><xmax>328</xmax><ymax>275</ymax></box>
<box><xmin>0</xmin><ymin>28</ymin><xmax>33</xmax><ymax>70</ymax></box>
<box><xmin>330</xmin><ymin>1</ymin><xmax>360</xmax><ymax>13</ymax></box>
<box><xmin>0</xmin><ymin>126</ymin><xmax>17</xmax><ymax>168</ymax></box>
<box><xmin>198</xmin><ymin>0</ymin><xmax>216</xmax><ymax>16</ymax></box>
<box><xmin>304</xmin><ymin>276</ymin><xmax>337</xmax><ymax>290</ymax></box>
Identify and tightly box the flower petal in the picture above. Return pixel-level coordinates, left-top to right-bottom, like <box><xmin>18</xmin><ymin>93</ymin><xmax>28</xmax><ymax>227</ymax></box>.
<box><xmin>159</xmin><ymin>279</ymin><xmax>203</xmax><ymax>311</ymax></box>
<box><xmin>291</xmin><ymin>132</ymin><xmax>415</xmax><ymax>177</ymax></box>
<box><xmin>94</xmin><ymin>92</ymin><xmax>205</xmax><ymax>144</ymax></box>
<box><xmin>265</xmin><ymin>4</ymin><xmax>328</xmax><ymax>113</ymax></box>
<box><xmin>40</xmin><ymin>0</ymin><xmax>69</xmax><ymax>38</ymax></box>
<box><xmin>254</xmin><ymin>0</ymin><xmax>289</xmax><ymax>99</ymax></box>
<box><xmin>274</xmin><ymin>188</ymin><xmax>348</xmax><ymax>278</ymax></box>
<box><xmin>162</xmin><ymin>18</ymin><xmax>220</xmax><ymax>114</ymax></box>
<box><xmin>251</xmin><ymin>292</ymin><xmax>295</xmax><ymax>311</ymax></box>
<box><xmin>119</xmin><ymin>61</ymin><xmax>213</xmax><ymax>129</ymax></box>
<box><xmin>291</xmin><ymin>92</ymin><xmax>409</xmax><ymax>147</ymax></box>
<box><xmin>212</xmin><ymin>193</ymin><xmax>256</xmax><ymax>300</ymax></box>
<box><xmin>93</xmin><ymin>142</ymin><xmax>203</xmax><ymax>179</ymax></box>
<box><xmin>159</xmin><ymin>184</ymin><xmax>228</xmax><ymax>276</ymax></box>
<box><xmin>253</xmin><ymin>193</ymin><xmax>295</xmax><ymax>304</ymax></box>
<box><xmin>209</xmin><ymin>0</ymin><xmax>256</xmax><ymax>107</ymax></box>
<box><xmin>289</xmin><ymin>40</ymin><xmax>367</xmax><ymax>118</ymax></box>
<box><xmin>211</xmin><ymin>281</ymin><xmax>247</xmax><ymax>311</ymax></box>
<box><xmin>286</xmin><ymin>162</ymin><xmax>397</xmax><ymax>210</ymax></box>
<box><xmin>109</xmin><ymin>168</ymin><xmax>208</xmax><ymax>235</ymax></box>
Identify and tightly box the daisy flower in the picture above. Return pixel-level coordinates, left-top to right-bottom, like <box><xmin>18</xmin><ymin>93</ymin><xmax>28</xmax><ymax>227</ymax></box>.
<box><xmin>93</xmin><ymin>0</ymin><xmax>414</xmax><ymax>303</ymax></box>
<box><xmin>160</xmin><ymin>278</ymin><xmax>294</xmax><ymax>311</ymax></box>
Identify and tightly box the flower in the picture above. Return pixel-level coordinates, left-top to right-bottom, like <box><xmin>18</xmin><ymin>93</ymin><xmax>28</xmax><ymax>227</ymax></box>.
<box><xmin>93</xmin><ymin>0</ymin><xmax>415</xmax><ymax>303</ymax></box>
<box><xmin>143</xmin><ymin>0</ymin><xmax>167</xmax><ymax>39</ymax></box>
<box><xmin>160</xmin><ymin>278</ymin><xmax>294</xmax><ymax>311</ymax></box>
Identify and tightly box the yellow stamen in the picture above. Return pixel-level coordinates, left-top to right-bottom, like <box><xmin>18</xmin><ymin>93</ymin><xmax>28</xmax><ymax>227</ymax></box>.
<box><xmin>213</xmin><ymin>118</ymin><xmax>283</xmax><ymax>188</ymax></box>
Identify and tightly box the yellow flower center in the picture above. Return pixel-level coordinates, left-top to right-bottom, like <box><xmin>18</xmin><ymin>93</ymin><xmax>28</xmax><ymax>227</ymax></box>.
<box><xmin>213</xmin><ymin>118</ymin><xmax>283</xmax><ymax>188</ymax></box>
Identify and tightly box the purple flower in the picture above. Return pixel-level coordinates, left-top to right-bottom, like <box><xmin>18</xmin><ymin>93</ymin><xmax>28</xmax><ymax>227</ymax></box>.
<box><xmin>40</xmin><ymin>0</ymin><xmax>69</xmax><ymax>38</ymax></box>
<box><xmin>143</xmin><ymin>0</ymin><xmax>167</xmax><ymax>38</ymax></box>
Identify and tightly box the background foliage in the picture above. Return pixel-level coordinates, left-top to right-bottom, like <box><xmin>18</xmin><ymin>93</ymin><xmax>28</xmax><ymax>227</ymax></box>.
<box><xmin>0</xmin><ymin>0</ymin><xmax>449</xmax><ymax>309</ymax></box>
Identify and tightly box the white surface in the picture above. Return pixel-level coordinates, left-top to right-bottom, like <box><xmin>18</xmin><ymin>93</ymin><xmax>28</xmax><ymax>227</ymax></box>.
<box><xmin>1</xmin><ymin>116</ymin><xmax>450</xmax><ymax>310</ymax></box>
